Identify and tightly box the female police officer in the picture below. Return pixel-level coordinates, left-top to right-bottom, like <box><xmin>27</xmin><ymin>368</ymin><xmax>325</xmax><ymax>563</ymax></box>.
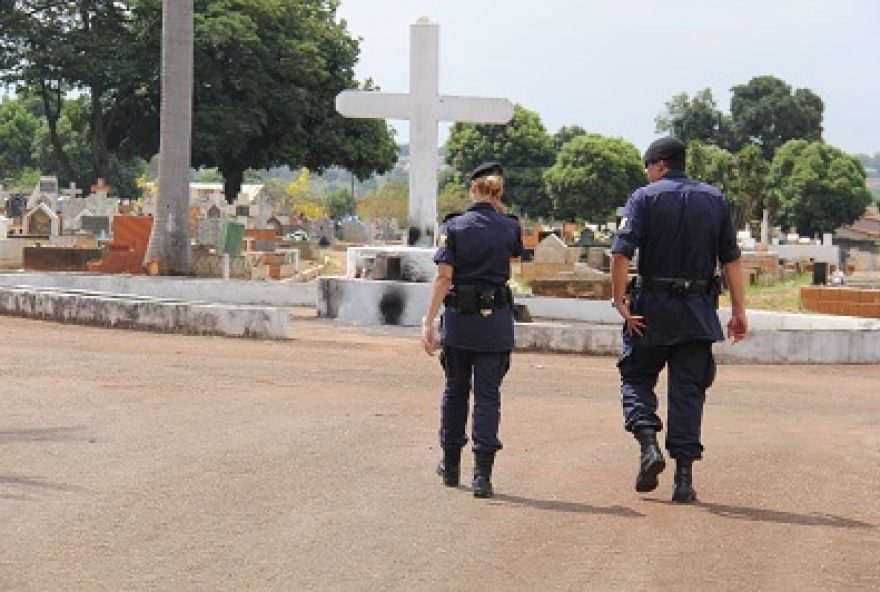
<box><xmin>421</xmin><ymin>162</ymin><xmax>523</xmax><ymax>499</ymax></box>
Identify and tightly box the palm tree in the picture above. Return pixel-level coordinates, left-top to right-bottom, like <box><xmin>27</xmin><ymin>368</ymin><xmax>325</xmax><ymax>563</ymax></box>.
<box><xmin>145</xmin><ymin>0</ymin><xmax>193</xmax><ymax>274</ymax></box>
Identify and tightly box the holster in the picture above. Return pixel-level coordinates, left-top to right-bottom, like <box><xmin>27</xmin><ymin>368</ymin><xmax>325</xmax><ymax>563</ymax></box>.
<box><xmin>445</xmin><ymin>285</ymin><xmax>512</xmax><ymax>316</ymax></box>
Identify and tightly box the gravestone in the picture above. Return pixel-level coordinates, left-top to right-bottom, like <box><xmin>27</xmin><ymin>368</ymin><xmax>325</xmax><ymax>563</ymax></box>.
<box><xmin>84</xmin><ymin>194</ymin><xmax>118</xmax><ymax>217</ymax></box>
<box><xmin>24</xmin><ymin>203</ymin><xmax>60</xmax><ymax>236</ymax></box>
<box><xmin>219</xmin><ymin>221</ymin><xmax>245</xmax><ymax>255</ymax></box>
<box><xmin>90</xmin><ymin>178</ymin><xmax>111</xmax><ymax>198</ymax></box>
<box><xmin>61</xmin><ymin>199</ymin><xmax>89</xmax><ymax>231</ymax></box>
<box><xmin>197</xmin><ymin>218</ymin><xmax>223</xmax><ymax>249</ymax></box>
<box><xmin>80</xmin><ymin>215</ymin><xmax>111</xmax><ymax>237</ymax></box>
<box><xmin>534</xmin><ymin>234</ymin><xmax>571</xmax><ymax>263</ymax></box>
<box><xmin>28</xmin><ymin>176</ymin><xmax>60</xmax><ymax>210</ymax></box>
<box><xmin>61</xmin><ymin>181</ymin><xmax>83</xmax><ymax>201</ymax></box>
<box><xmin>341</xmin><ymin>219</ymin><xmax>368</xmax><ymax>243</ymax></box>
<box><xmin>336</xmin><ymin>18</ymin><xmax>513</xmax><ymax>246</ymax></box>
<box><xmin>311</xmin><ymin>217</ymin><xmax>333</xmax><ymax>243</ymax></box>
<box><xmin>5</xmin><ymin>196</ymin><xmax>25</xmax><ymax>219</ymax></box>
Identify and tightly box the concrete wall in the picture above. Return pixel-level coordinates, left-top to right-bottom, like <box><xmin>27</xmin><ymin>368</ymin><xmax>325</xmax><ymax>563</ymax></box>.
<box><xmin>317</xmin><ymin>277</ymin><xmax>430</xmax><ymax>326</ymax></box>
<box><xmin>0</xmin><ymin>285</ymin><xmax>288</xmax><ymax>339</ymax></box>
<box><xmin>0</xmin><ymin>272</ymin><xmax>316</xmax><ymax>307</ymax></box>
<box><xmin>772</xmin><ymin>244</ymin><xmax>840</xmax><ymax>266</ymax></box>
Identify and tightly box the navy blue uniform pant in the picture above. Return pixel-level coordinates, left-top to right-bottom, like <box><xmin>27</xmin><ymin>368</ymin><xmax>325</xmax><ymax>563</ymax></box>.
<box><xmin>439</xmin><ymin>345</ymin><xmax>510</xmax><ymax>453</ymax></box>
<box><xmin>617</xmin><ymin>333</ymin><xmax>716</xmax><ymax>460</ymax></box>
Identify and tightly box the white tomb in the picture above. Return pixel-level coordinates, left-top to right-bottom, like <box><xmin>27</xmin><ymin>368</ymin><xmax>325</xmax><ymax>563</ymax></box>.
<box><xmin>23</xmin><ymin>203</ymin><xmax>60</xmax><ymax>236</ymax></box>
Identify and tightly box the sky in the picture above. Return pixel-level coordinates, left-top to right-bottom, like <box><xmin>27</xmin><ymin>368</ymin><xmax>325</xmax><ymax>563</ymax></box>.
<box><xmin>336</xmin><ymin>0</ymin><xmax>880</xmax><ymax>156</ymax></box>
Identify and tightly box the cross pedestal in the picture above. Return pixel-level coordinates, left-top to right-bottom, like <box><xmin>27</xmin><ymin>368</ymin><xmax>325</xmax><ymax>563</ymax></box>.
<box><xmin>336</xmin><ymin>18</ymin><xmax>513</xmax><ymax>246</ymax></box>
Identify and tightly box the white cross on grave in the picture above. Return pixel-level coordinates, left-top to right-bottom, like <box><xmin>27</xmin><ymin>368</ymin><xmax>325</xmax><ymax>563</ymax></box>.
<box><xmin>336</xmin><ymin>17</ymin><xmax>513</xmax><ymax>247</ymax></box>
<box><xmin>62</xmin><ymin>181</ymin><xmax>82</xmax><ymax>199</ymax></box>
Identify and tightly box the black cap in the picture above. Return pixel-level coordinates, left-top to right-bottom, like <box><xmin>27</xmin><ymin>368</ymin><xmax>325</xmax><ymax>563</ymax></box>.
<box><xmin>469</xmin><ymin>161</ymin><xmax>504</xmax><ymax>182</ymax></box>
<box><xmin>643</xmin><ymin>137</ymin><xmax>686</xmax><ymax>165</ymax></box>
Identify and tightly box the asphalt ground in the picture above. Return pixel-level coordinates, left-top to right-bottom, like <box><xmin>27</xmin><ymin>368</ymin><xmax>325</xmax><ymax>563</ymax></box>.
<box><xmin>1</xmin><ymin>315</ymin><xmax>878</xmax><ymax>591</ymax></box>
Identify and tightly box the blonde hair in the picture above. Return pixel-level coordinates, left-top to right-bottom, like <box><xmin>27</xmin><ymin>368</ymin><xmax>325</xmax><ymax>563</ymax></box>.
<box><xmin>471</xmin><ymin>174</ymin><xmax>504</xmax><ymax>200</ymax></box>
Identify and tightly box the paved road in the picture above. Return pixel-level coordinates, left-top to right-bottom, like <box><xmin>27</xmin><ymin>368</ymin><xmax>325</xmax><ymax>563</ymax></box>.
<box><xmin>1</xmin><ymin>316</ymin><xmax>878</xmax><ymax>591</ymax></box>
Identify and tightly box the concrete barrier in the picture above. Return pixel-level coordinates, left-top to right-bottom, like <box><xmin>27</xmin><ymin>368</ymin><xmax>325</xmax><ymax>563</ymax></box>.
<box><xmin>0</xmin><ymin>285</ymin><xmax>288</xmax><ymax>340</ymax></box>
<box><xmin>0</xmin><ymin>272</ymin><xmax>316</xmax><ymax>306</ymax></box>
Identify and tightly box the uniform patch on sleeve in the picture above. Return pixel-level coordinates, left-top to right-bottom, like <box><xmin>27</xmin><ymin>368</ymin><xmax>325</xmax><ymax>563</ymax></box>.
<box><xmin>620</xmin><ymin>217</ymin><xmax>628</xmax><ymax>229</ymax></box>
<box><xmin>438</xmin><ymin>234</ymin><xmax>447</xmax><ymax>247</ymax></box>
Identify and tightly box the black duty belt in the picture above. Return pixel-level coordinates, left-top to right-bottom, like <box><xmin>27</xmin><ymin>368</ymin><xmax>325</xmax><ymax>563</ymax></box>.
<box><xmin>444</xmin><ymin>284</ymin><xmax>512</xmax><ymax>316</ymax></box>
<box><xmin>631</xmin><ymin>276</ymin><xmax>713</xmax><ymax>297</ymax></box>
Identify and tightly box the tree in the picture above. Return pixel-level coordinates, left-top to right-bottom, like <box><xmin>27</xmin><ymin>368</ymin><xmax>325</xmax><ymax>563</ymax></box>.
<box><xmin>767</xmin><ymin>140</ymin><xmax>871</xmax><ymax>234</ymax></box>
<box><xmin>437</xmin><ymin>183</ymin><xmax>470</xmax><ymax>221</ymax></box>
<box><xmin>144</xmin><ymin>0</ymin><xmax>193</xmax><ymax>275</ymax></box>
<box><xmin>0</xmin><ymin>96</ymin><xmax>40</xmax><ymax>181</ymax></box>
<box><xmin>325</xmin><ymin>188</ymin><xmax>355</xmax><ymax>218</ymax></box>
<box><xmin>190</xmin><ymin>1</ymin><xmax>396</xmax><ymax>202</ymax></box>
<box><xmin>356</xmin><ymin>178</ymin><xmax>408</xmax><ymax>223</ymax></box>
<box><xmin>729</xmin><ymin>144</ymin><xmax>769</xmax><ymax>227</ymax></box>
<box><xmin>685</xmin><ymin>141</ymin><xmax>771</xmax><ymax>229</ymax></box>
<box><xmin>730</xmin><ymin>76</ymin><xmax>824</xmax><ymax>159</ymax></box>
<box><xmin>686</xmin><ymin>140</ymin><xmax>736</xmax><ymax>195</ymax></box>
<box><xmin>656</xmin><ymin>89</ymin><xmax>733</xmax><ymax>148</ymax></box>
<box><xmin>544</xmin><ymin>134</ymin><xmax>644</xmax><ymax>221</ymax></box>
<box><xmin>0</xmin><ymin>1</ymin><xmax>161</xmax><ymax>186</ymax></box>
<box><xmin>445</xmin><ymin>104</ymin><xmax>555</xmax><ymax>217</ymax></box>
<box><xmin>553</xmin><ymin>125</ymin><xmax>588</xmax><ymax>151</ymax></box>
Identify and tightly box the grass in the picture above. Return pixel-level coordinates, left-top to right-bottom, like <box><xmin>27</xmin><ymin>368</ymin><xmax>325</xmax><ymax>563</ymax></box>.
<box><xmin>719</xmin><ymin>273</ymin><xmax>811</xmax><ymax>312</ymax></box>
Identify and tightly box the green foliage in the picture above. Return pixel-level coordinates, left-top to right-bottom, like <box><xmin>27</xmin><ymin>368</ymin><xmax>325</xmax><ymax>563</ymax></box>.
<box><xmin>357</xmin><ymin>178</ymin><xmax>408</xmax><ymax>223</ymax></box>
<box><xmin>687</xmin><ymin>141</ymin><xmax>771</xmax><ymax>227</ymax></box>
<box><xmin>325</xmin><ymin>188</ymin><xmax>355</xmax><ymax>218</ymax></box>
<box><xmin>0</xmin><ymin>96</ymin><xmax>40</xmax><ymax>179</ymax></box>
<box><xmin>544</xmin><ymin>134</ymin><xmax>644</xmax><ymax>221</ymax></box>
<box><xmin>553</xmin><ymin>125</ymin><xmax>588</xmax><ymax>151</ymax></box>
<box><xmin>656</xmin><ymin>89</ymin><xmax>733</xmax><ymax>148</ymax></box>
<box><xmin>11</xmin><ymin>166</ymin><xmax>40</xmax><ymax>189</ymax></box>
<box><xmin>438</xmin><ymin>183</ymin><xmax>470</xmax><ymax>222</ymax></box>
<box><xmin>0</xmin><ymin>1</ymin><xmax>162</xmax><ymax>183</ymax></box>
<box><xmin>108</xmin><ymin>155</ymin><xmax>147</xmax><ymax>199</ymax></box>
<box><xmin>194</xmin><ymin>168</ymin><xmax>224</xmax><ymax>183</ymax></box>
<box><xmin>1</xmin><ymin>1</ymin><xmax>394</xmax><ymax>201</ymax></box>
<box><xmin>730</xmin><ymin>76</ymin><xmax>824</xmax><ymax>159</ymax></box>
<box><xmin>686</xmin><ymin>141</ymin><xmax>736</xmax><ymax>194</ymax></box>
<box><xmin>729</xmin><ymin>144</ymin><xmax>769</xmax><ymax>226</ymax></box>
<box><xmin>445</xmin><ymin>104</ymin><xmax>555</xmax><ymax>217</ymax></box>
<box><xmin>767</xmin><ymin>140</ymin><xmax>871</xmax><ymax>234</ymax></box>
<box><xmin>191</xmin><ymin>1</ymin><xmax>396</xmax><ymax>200</ymax></box>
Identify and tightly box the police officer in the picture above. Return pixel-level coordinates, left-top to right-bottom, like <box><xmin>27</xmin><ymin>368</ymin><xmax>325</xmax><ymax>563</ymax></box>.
<box><xmin>610</xmin><ymin>137</ymin><xmax>748</xmax><ymax>503</ymax></box>
<box><xmin>422</xmin><ymin>161</ymin><xmax>523</xmax><ymax>499</ymax></box>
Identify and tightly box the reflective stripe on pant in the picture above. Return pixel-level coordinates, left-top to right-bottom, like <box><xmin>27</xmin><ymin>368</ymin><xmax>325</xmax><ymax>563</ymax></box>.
<box><xmin>438</xmin><ymin>345</ymin><xmax>510</xmax><ymax>453</ymax></box>
<box><xmin>617</xmin><ymin>332</ymin><xmax>715</xmax><ymax>460</ymax></box>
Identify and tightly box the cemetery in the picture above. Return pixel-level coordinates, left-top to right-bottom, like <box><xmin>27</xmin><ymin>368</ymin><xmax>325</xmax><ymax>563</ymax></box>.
<box><xmin>0</xmin><ymin>18</ymin><xmax>877</xmax><ymax>363</ymax></box>
<box><xmin>1</xmin><ymin>5</ymin><xmax>878</xmax><ymax>590</ymax></box>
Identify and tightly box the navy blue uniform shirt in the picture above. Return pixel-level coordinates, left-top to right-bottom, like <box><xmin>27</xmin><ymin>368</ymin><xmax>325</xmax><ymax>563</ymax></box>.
<box><xmin>433</xmin><ymin>201</ymin><xmax>523</xmax><ymax>352</ymax></box>
<box><xmin>611</xmin><ymin>171</ymin><xmax>741</xmax><ymax>346</ymax></box>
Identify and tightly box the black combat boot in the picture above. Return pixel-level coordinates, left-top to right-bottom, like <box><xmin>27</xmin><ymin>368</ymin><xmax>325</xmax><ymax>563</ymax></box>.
<box><xmin>634</xmin><ymin>429</ymin><xmax>666</xmax><ymax>493</ymax></box>
<box><xmin>672</xmin><ymin>459</ymin><xmax>697</xmax><ymax>503</ymax></box>
<box><xmin>436</xmin><ymin>447</ymin><xmax>461</xmax><ymax>487</ymax></box>
<box><xmin>472</xmin><ymin>452</ymin><xmax>495</xmax><ymax>498</ymax></box>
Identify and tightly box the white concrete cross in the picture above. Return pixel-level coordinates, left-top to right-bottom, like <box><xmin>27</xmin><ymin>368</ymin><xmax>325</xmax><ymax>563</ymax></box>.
<box><xmin>61</xmin><ymin>181</ymin><xmax>83</xmax><ymax>200</ymax></box>
<box><xmin>336</xmin><ymin>17</ymin><xmax>514</xmax><ymax>246</ymax></box>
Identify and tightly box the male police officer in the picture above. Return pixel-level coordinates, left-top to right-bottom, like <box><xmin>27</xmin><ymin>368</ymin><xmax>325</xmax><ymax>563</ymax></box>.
<box><xmin>422</xmin><ymin>162</ymin><xmax>523</xmax><ymax>498</ymax></box>
<box><xmin>610</xmin><ymin>137</ymin><xmax>748</xmax><ymax>503</ymax></box>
